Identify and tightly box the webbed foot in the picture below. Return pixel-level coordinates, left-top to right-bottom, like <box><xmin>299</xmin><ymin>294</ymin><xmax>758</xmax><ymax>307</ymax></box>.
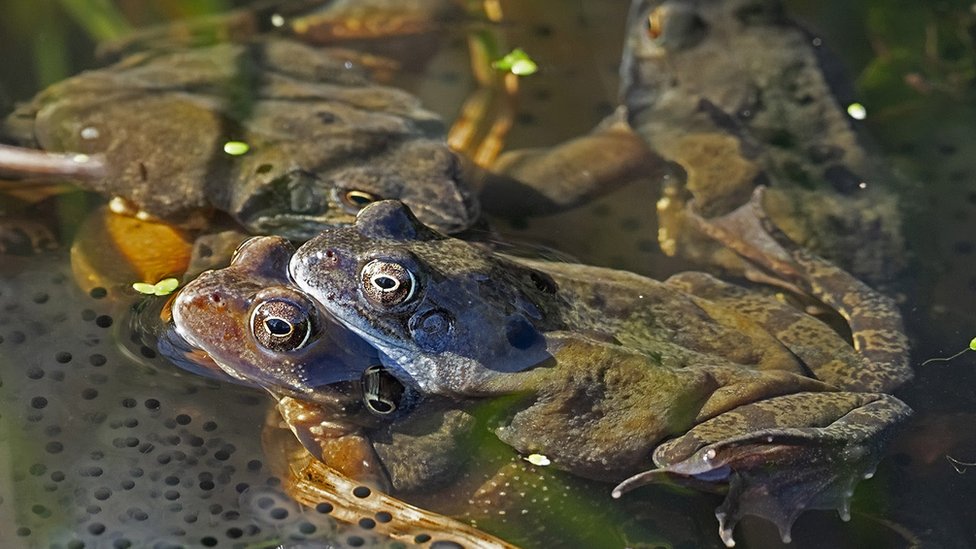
<box><xmin>612</xmin><ymin>391</ymin><xmax>912</xmax><ymax>547</ymax></box>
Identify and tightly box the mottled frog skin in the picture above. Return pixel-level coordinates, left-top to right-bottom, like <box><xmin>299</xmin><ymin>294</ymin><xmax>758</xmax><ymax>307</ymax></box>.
<box><xmin>289</xmin><ymin>200</ymin><xmax>913</xmax><ymax>546</ymax></box>
<box><xmin>3</xmin><ymin>38</ymin><xmax>477</xmax><ymax>240</ymax></box>
<box><xmin>620</xmin><ymin>0</ymin><xmax>906</xmax><ymax>286</ymax></box>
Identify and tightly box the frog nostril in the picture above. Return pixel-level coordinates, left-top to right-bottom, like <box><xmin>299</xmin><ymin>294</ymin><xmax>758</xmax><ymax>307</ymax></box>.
<box><xmin>315</xmin><ymin>249</ymin><xmax>339</xmax><ymax>268</ymax></box>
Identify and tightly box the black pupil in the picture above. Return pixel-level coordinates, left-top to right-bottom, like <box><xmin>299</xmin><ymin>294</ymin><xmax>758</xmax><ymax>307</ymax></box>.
<box><xmin>265</xmin><ymin>318</ymin><xmax>292</xmax><ymax>336</ymax></box>
<box><xmin>347</xmin><ymin>192</ymin><xmax>374</xmax><ymax>206</ymax></box>
<box><xmin>375</xmin><ymin>276</ymin><xmax>397</xmax><ymax>290</ymax></box>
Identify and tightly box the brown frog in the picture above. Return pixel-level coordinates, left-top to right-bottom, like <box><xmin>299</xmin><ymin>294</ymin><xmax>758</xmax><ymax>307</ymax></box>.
<box><xmin>2</xmin><ymin>37</ymin><xmax>478</xmax><ymax>240</ymax></box>
<box><xmin>289</xmin><ymin>198</ymin><xmax>913</xmax><ymax>546</ymax></box>
<box><xmin>476</xmin><ymin>0</ymin><xmax>906</xmax><ymax>288</ymax></box>
<box><xmin>162</xmin><ymin>234</ymin><xmax>516</xmax><ymax>548</ymax></box>
<box><xmin>619</xmin><ymin>0</ymin><xmax>906</xmax><ymax>286</ymax></box>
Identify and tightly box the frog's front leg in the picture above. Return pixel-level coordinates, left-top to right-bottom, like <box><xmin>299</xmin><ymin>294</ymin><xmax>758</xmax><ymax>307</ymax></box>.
<box><xmin>273</xmin><ymin>396</ymin><xmax>391</xmax><ymax>491</ymax></box>
<box><xmin>613</xmin><ymin>391</ymin><xmax>912</xmax><ymax>547</ymax></box>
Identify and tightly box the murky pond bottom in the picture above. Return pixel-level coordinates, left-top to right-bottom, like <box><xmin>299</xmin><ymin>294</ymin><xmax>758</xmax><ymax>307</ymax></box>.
<box><xmin>2</xmin><ymin>1</ymin><xmax>976</xmax><ymax>548</ymax></box>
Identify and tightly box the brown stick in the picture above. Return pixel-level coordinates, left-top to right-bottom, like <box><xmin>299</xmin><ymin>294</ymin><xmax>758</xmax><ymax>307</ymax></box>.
<box><xmin>0</xmin><ymin>143</ymin><xmax>107</xmax><ymax>180</ymax></box>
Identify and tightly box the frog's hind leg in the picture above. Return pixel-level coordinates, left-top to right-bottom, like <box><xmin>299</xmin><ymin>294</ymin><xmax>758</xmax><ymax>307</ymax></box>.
<box><xmin>688</xmin><ymin>187</ymin><xmax>911</xmax><ymax>393</ymax></box>
<box><xmin>612</xmin><ymin>391</ymin><xmax>912</xmax><ymax>548</ymax></box>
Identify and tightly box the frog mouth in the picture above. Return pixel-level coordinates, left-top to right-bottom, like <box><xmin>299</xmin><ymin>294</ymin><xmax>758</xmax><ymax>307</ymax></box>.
<box><xmin>156</xmin><ymin>322</ymin><xmax>240</xmax><ymax>383</ymax></box>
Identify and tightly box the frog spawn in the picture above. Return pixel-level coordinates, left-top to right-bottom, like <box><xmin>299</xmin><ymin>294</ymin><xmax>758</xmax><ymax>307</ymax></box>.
<box><xmin>0</xmin><ymin>250</ymin><xmax>482</xmax><ymax>547</ymax></box>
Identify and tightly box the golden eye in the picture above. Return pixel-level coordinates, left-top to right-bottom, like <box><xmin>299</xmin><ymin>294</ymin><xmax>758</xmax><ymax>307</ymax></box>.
<box><xmin>250</xmin><ymin>298</ymin><xmax>314</xmax><ymax>352</ymax></box>
<box><xmin>342</xmin><ymin>190</ymin><xmax>380</xmax><ymax>211</ymax></box>
<box><xmin>360</xmin><ymin>260</ymin><xmax>416</xmax><ymax>307</ymax></box>
<box><xmin>647</xmin><ymin>7</ymin><xmax>664</xmax><ymax>40</ymax></box>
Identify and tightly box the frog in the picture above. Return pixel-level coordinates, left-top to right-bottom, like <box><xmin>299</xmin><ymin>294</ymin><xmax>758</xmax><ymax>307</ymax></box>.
<box><xmin>160</xmin><ymin>233</ymin><xmax>517</xmax><ymax>548</ymax></box>
<box><xmin>2</xmin><ymin>36</ymin><xmax>479</xmax><ymax>241</ymax></box>
<box><xmin>288</xmin><ymin>198</ymin><xmax>913</xmax><ymax>546</ymax></box>
<box><xmin>616</xmin><ymin>0</ymin><xmax>907</xmax><ymax>286</ymax></box>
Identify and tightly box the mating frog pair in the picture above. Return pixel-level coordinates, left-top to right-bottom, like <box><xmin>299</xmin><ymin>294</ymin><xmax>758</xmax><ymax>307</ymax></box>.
<box><xmin>170</xmin><ymin>193</ymin><xmax>912</xmax><ymax>547</ymax></box>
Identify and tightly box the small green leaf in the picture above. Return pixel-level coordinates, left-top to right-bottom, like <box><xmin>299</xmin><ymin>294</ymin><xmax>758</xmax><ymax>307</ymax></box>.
<box><xmin>153</xmin><ymin>278</ymin><xmax>180</xmax><ymax>296</ymax></box>
<box><xmin>132</xmin><ymin>277</ymin><xmax>180</xmax><ymax>296</ymax></box>
<box><xmin>492</xmin><ymin>48</ymin><xmax>538</xmax><ymax>76</ymax></box>
<box><xmin>970</xmin><ymin>337</ymin><xmax>976</xmax><ymax>351</ymax></box>
<box><xmin>132</xmin><ymin>282</ymin><xmax>157</xmax><ymax>294</ymax></box>
<box><xmin>222</xmin><ymin>140</ymin><xmax>250</xmax><ymax>156</ymax></box>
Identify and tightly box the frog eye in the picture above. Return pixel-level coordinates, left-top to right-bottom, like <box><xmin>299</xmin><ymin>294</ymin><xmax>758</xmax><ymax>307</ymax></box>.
<box><xmin>646</xmin><ymin>7</ymin><xmax>664</xmax><ymax>39</ymax></box>
<box><xmin>361</xmin><ymin>365</ymin><xmax>405</xmax><ymax>416</ymax></box>
<box><xmin>644</xmin><ymin>5</ymin><xmax>707</xmax><ymax>49</ymax></box>
<box><xmin>250</xmin><ymin>298</ymin><xmax>315</xmax><ymax>352</ymax></box>
<box><xmin>360</xmin><ymin>260</ymin><xmax>416</xmax><ymax>307</ymax></box>
<box><xmin>341</xmin><ymin>190</ymin><xmax>381</xmax><ymax>211</ymax></box>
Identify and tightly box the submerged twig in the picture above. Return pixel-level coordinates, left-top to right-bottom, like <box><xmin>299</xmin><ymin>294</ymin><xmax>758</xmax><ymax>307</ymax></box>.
<box><xmin>0</xmin><ymin>143</ymin><xmax>107</xmax><ymax>181</ymax></box>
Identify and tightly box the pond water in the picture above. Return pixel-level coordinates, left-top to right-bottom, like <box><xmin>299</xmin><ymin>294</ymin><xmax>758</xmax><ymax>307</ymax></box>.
<box><xmin>1</xmin><ymin>1</ymin><xmax>976</xmax><ymax>548</ymax></box>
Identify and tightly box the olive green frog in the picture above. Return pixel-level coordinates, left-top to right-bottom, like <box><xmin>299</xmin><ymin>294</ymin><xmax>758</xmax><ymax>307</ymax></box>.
<box><xmin>289</xmin><ymin>199</ymin><xmax>913</xmax><ymax>546</ymax></box>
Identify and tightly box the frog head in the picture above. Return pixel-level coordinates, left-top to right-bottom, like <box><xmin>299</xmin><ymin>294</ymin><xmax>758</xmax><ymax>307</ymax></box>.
<box><xmin>232</xmin><ymin>139</ymin><xmax>480</xmax><ymax>240</ymax></box>
<box><xmin>290</xmin><ymin>201</ymin><xmax>564</xmax><ymax>395</ymax></box>
<box><xmin>169</xmin><ymin>236</ymin><xmax>380</xmax><ymax>407</ymax></box>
